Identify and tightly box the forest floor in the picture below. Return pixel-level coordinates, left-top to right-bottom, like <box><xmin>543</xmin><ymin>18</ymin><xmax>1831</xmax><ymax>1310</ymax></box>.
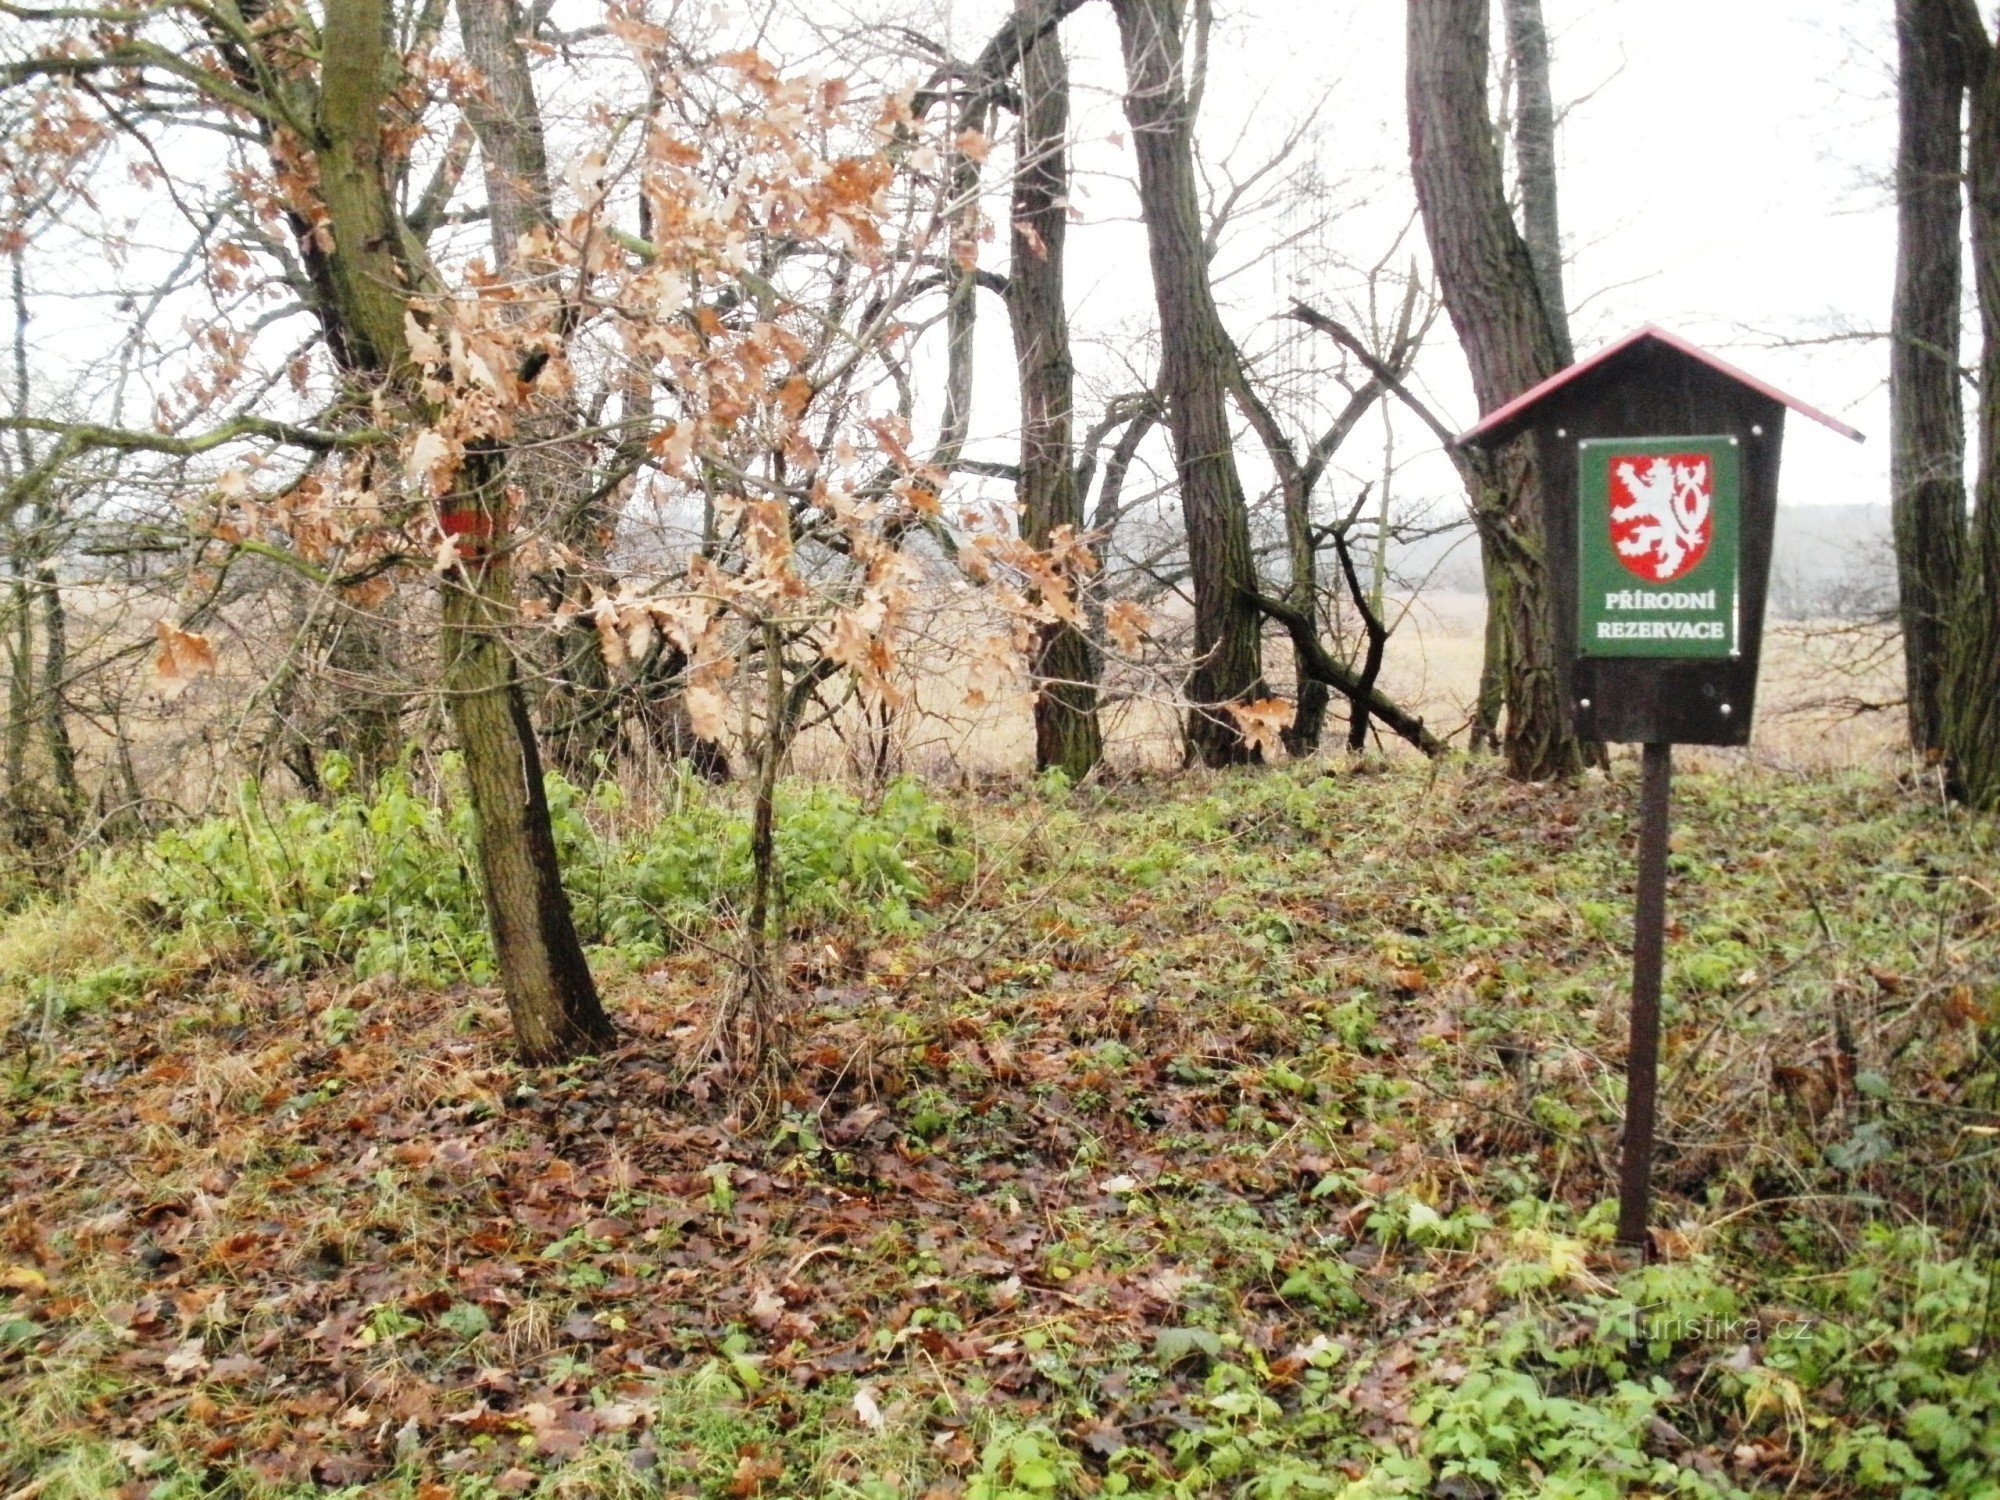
<box><xmin>2</xmin><ymin>756</ymin><xmax>1998</xmax><ymax>1499</ymax></box>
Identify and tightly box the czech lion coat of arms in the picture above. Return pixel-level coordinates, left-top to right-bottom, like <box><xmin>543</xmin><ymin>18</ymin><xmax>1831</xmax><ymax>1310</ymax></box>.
<box><xmin>1607</xmin><ymin>453</ymin><xmax>1713</xmax><ymax>583</ymax></box>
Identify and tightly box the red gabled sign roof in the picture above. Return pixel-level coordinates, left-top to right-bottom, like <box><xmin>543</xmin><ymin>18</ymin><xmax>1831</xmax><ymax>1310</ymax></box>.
<box><xmin>1455</xmin><ymin>324</ymin><xmax>1866</xmax><ymax>448</ymax></box>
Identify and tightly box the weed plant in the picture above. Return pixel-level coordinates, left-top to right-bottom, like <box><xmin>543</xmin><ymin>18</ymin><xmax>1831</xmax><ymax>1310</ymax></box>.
<box><xmin>3</xmin><ymin>754</ymin><xmax>963</xmax><ymax>1028</ymax></box>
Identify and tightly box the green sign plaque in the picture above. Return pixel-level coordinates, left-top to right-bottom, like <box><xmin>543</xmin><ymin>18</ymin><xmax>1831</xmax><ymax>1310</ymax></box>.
<box><xmin>1576</xmin><ymin>435</ymin><xmax>1740</xmax><ymax>660</ymax></box>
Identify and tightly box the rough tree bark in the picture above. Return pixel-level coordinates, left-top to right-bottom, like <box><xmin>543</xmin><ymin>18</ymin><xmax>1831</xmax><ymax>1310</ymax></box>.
<box><xmin>319</xmin><ymin>0</ymin><xmax>613</xmax><ymax>1060</ymax></box>
<box><xmin>316</xmin><ymin>0</ymin><xmax>422</xmax><ymax>371</ymax></box>
<box><xmin>457</xmin><ymin>0</ymin><xmax>552</xmax><ymax>261</ymax></box>
<box><xmin>1408</xmin><ymin>0</ymin><xmax>1582</xmax><ymax>781</ymax></box>
<box><xmin>1280</xmin><ymin>536</ymin><xmax>1333</xmax><ymax>755</ymax></box>
<box><xmin>1007</xmin><ymin>0</ymin><xmax>1101</xmax><ymax>780</ymax></box>
<box><xmin>1111</xmin><ymin>0</ymin><xmax>1267</xmax><ymax>766</ymax></box>
<box><xmin>933</xmin><ymin>103</ymin><xmax>988</xmax><ymax>481</ymax></box>
<box><xmin>3</xmin><ymin>572</ymin><xmax>24</xmax><ymax>821</ymax></box>
<box><xmin>36</xmin><ymin>559</ymin><xmax>78</xmax><ymax>821</ymax></box>
<box><xmin>1491</xmin><ymin>0</ymin><xmax>1578</xmax><ymax>761</ymax></box>
<box><xmin>1946</xmin><ymin>10</ymin><xmax>2000</xmax><ymax>808</ymax></box>
<box><xmin>5</xmin><ymin>249</ymin><xmax>31</xmax><ymax>820</ymax></box>
<box><xmin>1892</xmin><ymin>0</ymin><xmax>1971</xmax><ymax>758</ymax></box>
<box><xmin>443</xmin><ymin>448</ymin><xmax>614</xmax><ymax>1062</ymax></box>
<box><xmin>5</xmin><ymin>246</ymin><xmax>81</xmax><ymax>840</ymax></box>
<box><xmin>1501</xmin><ymin>0</ymin><xmax>1572</xmax><ymax>369</ymax></box>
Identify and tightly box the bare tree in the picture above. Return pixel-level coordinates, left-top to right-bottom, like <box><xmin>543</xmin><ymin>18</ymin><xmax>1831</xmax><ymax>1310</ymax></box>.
<box><xmin>1407</xmin><ymin>0</ymin><xmax>1581</xmax><ymax>780</ymax></box>
<box><xmin>1891</xmin><ymin>0</ymin><xmax>1972</xmax><ymax>758</ymax></box>
<box><xmin>1945</xmin><ymin>6</ymin><xmax>2000</xmax><ymax>807</ymax></box>
<box><xmin>1231</xmin><ymin>272</ymin><xmax>1444</xmax><ymax>758</ymax></box>
<box><xmin>1006</xmin><ymin>0</ymin><xmax>1101</xmax><ymax>779</ymax></box>
<box><xmin>1501</xmin><ymin>0</ymin><xmax>1571</xmax><ymax>368</ymax></box>
<box><xmin>1110</xmin><ymin>0</ymin><xmax>1269</xmax><ymax>766</ymax></box>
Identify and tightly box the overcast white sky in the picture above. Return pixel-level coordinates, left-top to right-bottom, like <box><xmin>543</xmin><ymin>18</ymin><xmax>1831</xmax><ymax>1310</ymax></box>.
<box><xmin>906</xmin><ymin>0</ymin><xmax>1898</xmax><ymax>525</ymax></box>
<box><xmin>17</xmin><ymin>0</ymin><xmax>1908</xmax><ymax>527</ymax></box>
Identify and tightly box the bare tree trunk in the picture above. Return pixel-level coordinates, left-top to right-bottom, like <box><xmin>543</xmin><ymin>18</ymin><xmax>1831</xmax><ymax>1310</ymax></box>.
<box><xmin>934</xmin><ymin>102</ymin><xmax>989</xmax><ymax>479</ymax></box>
<box><xmin>317</xmin><ymin>0</ymin><xmax>421</xmax><ymax>371</ymax></box>
<box><xmin>737</xmin><ymin>619</ymin><xmax>786</xmax><ymax>1067</ymax></box>
<box><xmin>1408</xmin><ymin>0</ymin><xmax>1582</xmax><ymax>781</ymax></box>
<box><xmin>1111</xmin><ymin>0</ymin><xmax>1266</xmax><ymax>766</ymax></box>
<box><xmin>1279</xmin><ymin>487</ymin><xmax>1331</xmax><ymax>755</ymax></box>
<box><xmin>104</xmin><ymin>708</ymin><xmax>144</xmax><ymax>842</ymax></box>
<box><xmin>441</xmin><ymin>453</ymin><xmax>615</xmax><ymax>1061</ymax></box>
<box><xmin>1893</xmin><ymin>0</ymin><xmax>1971</xmax><ymax>758</ymax></box>
<box><xmin>1234</xmin><ymin>379</ymin><xmax>1369</xmax><ymax>757</ymax></box>
<box><xmin>1245</xmin><ymin>300</ymin><xmax>1439</xmax><ymax>757</ymax></box>
<box><xmin>457</xmin><ymin>0</ymin><xmax>552</xmax><ymax>262</ymax></box>
<box><xmin>1271</xmin><ymin>381</ymin><xmax>1330</xmax><ymax>755</ymax></box>
<box><xmin>315</xmin><ymin>0</ymin><xmax>611</xmax><ymax>1061</ymax></box>
<box><xmin>37</xmin><ymin>564</ymin><xmax>79</xmax><ymax>822</ymax></box>
<box><xmin>1008</xmin><ymin>0</ymin><xmax>1101</xmax><ymax>780</ymax></box>
<box><xmin>713</xmin><ymin>624</ymin><xmax>838</xmax><ymax>1081</ymax></box>
<box><xmin>1471</xmin><ymin>565</ymin><xmax>1506</xmax><ymax>753</ymax></box>
<box><xmin>1492</xmin><ymin>0</ymin><xmax>1573</xmax><ymax>762</ymax></box>
<box><xmin>6</xmin><ymin>245</ymin><xmax>36</xmax><ymax>830</ymax></box>
<box><xmin>3</xmin><ymin>573</ymin><xmax>27</xmax><ymax>819</ymax></box>
<box><xmin>1250</xmin><ymin>294</ymin><xmax>1418</xmax><ymax>757</ymax></box>
<box><xmin>1245</xmin><ymin>587</ymin><xmax>1446</xmax><ymax>757</ymax></box>
<box><xmin>1501</xmin><ymin>0</ymin><xmax>1572</xmax><ymax>368</ymax></box>
<box><xmin>300</xmin><ymin>0</ymin><xmax>415</xmax><ymax>791</ymax></box>
<box><xmin>1946</xmin><ymin>12</ymin><xmax>2000</xmax><ymax>808</ymax></box>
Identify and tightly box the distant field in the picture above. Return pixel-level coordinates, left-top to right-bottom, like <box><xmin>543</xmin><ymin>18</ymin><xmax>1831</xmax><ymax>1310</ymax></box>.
<box><xmin>806</xmin><ymin>589</ymin><xmax>1911</xmax><ymax>782</ymax></box>
<box><xmin>1374</xmin><ymin>591</ymin><xmax>1908</xmax><ymax>775</ymax></box>
<box><xmin>58</xmin><ymin>579</ymin><xmax>1912</xmax><ymax>806</ymax></box>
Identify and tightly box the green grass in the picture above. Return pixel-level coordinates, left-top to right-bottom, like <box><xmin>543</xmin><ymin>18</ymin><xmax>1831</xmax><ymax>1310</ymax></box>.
<box><xmin>1</xmin><ymin>753</ymin><xmax>966</xmax><ymax>1021</ymax></box>
<box><xmin>1</xmin><ymin>756</ymin><xmax>1997</xmax><ymax>1497</ymax></box>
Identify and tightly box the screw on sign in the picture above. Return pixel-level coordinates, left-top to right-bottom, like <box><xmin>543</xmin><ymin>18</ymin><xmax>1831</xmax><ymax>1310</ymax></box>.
<box><xmin>1457</xmin><ymin>326</ymin><xmax>1864</xmax><ymax>1255</ymax></box>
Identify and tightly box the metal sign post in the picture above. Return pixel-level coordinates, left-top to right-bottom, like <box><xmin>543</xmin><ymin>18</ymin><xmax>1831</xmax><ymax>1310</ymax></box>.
<box><xmin>1455</xmin><ymin>326</ymin><xmax>1865</xmax><ymax>1257</ymax></box>
<box><xmin>1616</xmin><ymin>742</ymin><xmax>1672</xmax><ymax>1248</ymax></box>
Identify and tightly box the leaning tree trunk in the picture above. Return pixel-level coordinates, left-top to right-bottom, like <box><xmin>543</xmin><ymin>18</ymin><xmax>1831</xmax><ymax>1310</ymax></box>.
<box><xmin>441</xmin><ymin>452</ymin><xmax>616</xmax><ymax>1061</ymax></box>
<box><xmin>1111</xmin><ymin>0</ymin><xmax>1267</xmax><ymax>766</ymax></box>
<box><xmin>1892</xmin><ymin>0</ymin><xmax>1971</xmax><ymax>759</ymax></box>
<box><xmin>1008</xmin><ymin>0</ymin><xmax>1102</xmax><ymax>780</ymax></box>
<box><xmin>1946</xmin><ymin>15</ymin><xmax>2000</xmax><ymax>809</ymax></box>
<box><xmin>1408</xmin><ymin>0</ymin><xmax>1581</xmax><ymax>781</ymax></box>
<box><xmin>314</xmin><ymin>0</ymin><xmax>611</xmax><ymax>1061</ymax></box>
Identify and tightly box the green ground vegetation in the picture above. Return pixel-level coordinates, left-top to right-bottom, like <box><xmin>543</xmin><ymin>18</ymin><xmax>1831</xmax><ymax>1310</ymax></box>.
<box><xmin>1</xmin><ymin>757</ymin><xmax>1997</xmax><ymax>1498</ymax></box>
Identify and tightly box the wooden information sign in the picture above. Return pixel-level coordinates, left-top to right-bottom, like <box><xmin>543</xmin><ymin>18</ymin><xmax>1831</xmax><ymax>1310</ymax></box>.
<box><xmin>1459</xmin><ymin>327</ymin><xmax>1863</xmax><ymax>1251</ymax></box>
